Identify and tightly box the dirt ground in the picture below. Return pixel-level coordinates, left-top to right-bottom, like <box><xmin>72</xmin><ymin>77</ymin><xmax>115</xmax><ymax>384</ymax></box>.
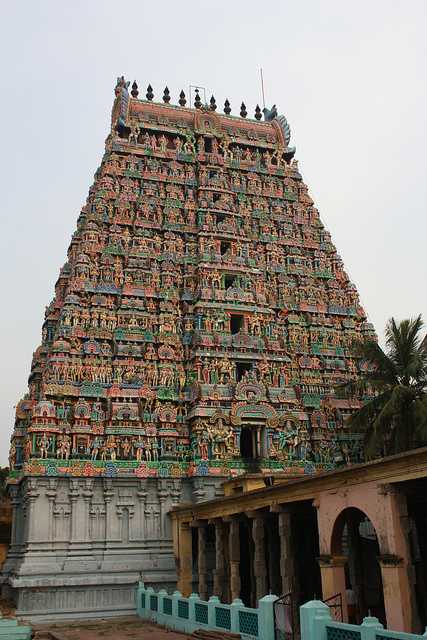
<box><xmin>32</xmin><ymin>616</ymin><xmax>191</xmax><ymax>640</ymax></box>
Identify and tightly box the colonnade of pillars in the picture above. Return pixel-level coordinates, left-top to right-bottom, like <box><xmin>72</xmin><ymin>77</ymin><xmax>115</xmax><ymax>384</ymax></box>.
<box><xmin>176</xmin><ymin>507</ymin><xmax>296</xmax><ymax>608</ymax></box>
<box><xmin>173</xmin><ymin>480</ymin><xmax>424</xmax><ymax>632</ymax></box>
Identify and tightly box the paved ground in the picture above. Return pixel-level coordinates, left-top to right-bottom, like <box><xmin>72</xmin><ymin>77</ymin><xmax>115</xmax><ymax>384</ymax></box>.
<box><xmin>33</xmin><ymin>616</ymin><xmax>191</xmax><ymax>640</ymax></box>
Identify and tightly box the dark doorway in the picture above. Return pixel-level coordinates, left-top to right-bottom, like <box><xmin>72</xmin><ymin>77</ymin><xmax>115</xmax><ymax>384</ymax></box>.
<box><xmin>220</xmin><ymin>241</ymin><xmax>231</xmax><ymax>256</ymax></box>
<box><xmin>230</xmin><ymin>314</ymin><xmax>244</xmax><ymax>334</ymax></box>
<box><xmin>204</xmin><ymin>137</ymin><xmax>212</xmax><ymax>153</ymax></box>
<box><xmin>332</xmin><ymin>508</ymin><xmax>386</xmax><ymax>625</ymax></box>
<box><xmin>224</xmin><ymin>274</ymin><xmax>236</xmax><ymax>289</ymax></box>
<box><xmin>293</xmin><ymin>503</ymin><xmax>322</xmax><ymax>606</ymax></box>
<box><xmin>236</xmin><ymin>361</ymin><xmax>252</xmax><ymax>381</ymax></box>
<box><xmin>240</xmin><ymin>427</ymin><xmax>255</xmax><ymax>460</ymax></box>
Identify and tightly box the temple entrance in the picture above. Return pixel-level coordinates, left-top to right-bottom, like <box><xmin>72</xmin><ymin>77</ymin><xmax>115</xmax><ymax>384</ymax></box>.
<box><xmin>331</xmin><ymin>507</ymin><xmax>385</xmax><ymax>624</ymax></box>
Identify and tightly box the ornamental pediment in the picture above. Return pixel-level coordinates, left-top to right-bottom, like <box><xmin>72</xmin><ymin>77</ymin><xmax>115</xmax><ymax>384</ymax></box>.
<box><xmin>234</xmin><ymin>380</ymin><xmax>267</xmax><ymax>403</ymax></box>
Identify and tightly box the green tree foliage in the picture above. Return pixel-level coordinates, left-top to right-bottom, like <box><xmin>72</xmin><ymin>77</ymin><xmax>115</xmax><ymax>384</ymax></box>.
<box><xmin>0</xmin><ymin>468</ymin><xmax>9</xmax><ymax>497</ymax></box>
<box><xmin>342</xmin><ymin>315</ymin><xmax>427</xmax><ymax>457</ymax></box>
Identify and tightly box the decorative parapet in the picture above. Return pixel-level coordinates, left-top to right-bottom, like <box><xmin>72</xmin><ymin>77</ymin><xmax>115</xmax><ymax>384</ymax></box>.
<box><xmin>8</xmin><ymin>456</ymin><xmax>335</xmax><ymax>483</ymax></box>
<box><xmin>136</xmin><ymin>581</ymin><xmax>277</xmax><ymax>640</ymax></box>
<box><xmin>300</xmin><ymin>600</ymin><xmax>427</xmax><ymax>640</ymax></box>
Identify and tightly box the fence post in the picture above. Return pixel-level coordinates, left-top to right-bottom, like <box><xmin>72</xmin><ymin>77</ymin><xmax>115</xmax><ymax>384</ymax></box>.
<box><xmin>188</xmin><ymin>592</ymin><xmax>200</xmax><ymax>634</ymax></box>
<box><xmin>208</xmin><ymin>595</ymin><xmax>220</xmax><ymax>628</ymax></box>
<box><xmin>300</xmin><ymin>600</ymin><xmax>331</xmax><ymax>640</ymax></box>
<box><xmin>360</xmin><ymin>615</ymin><xmax>384</xmax><ymax>640</ymax></box>
<box><xmin>136</xmin><ymin>581</ymin><xmax>145</xmax><ymax>617</ymax></box>
<box><xmin>157</xmin><ymin>588</ymin><xmax>167</xmax><ymax>626</ymax></box>
<box><xmin>259</xmin><ymin>594</ymin><xmax>278</xmax><ymax>640</ymax></box>
<box><xmin>172</xmin><ymin>590</ymin><xmax>182</xmax><ymax>631</ymax></box>
<box><xmin>145</xmin><ymin>586</ymin><xmax>155</xmax><ymax>622</ymax></box>
<box><xmin>230</xmin><ymin>598</ymin><xmax>244</xmax><ymax>634</ymax></box>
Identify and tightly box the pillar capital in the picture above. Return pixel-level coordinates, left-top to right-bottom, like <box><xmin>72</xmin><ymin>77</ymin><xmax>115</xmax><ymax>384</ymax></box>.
<box><xmin>190</xmin><ymin>519</ymin><xmax>209</xmax><ymax>528</ymax></box>
<box><xmin>270</xmin><ymin>503</ymin><xmax>291</xmax><ymax>514</ymax></box>
<box><xmin>377</xmin><ymin>482</ymin><xmax>397</xmax><ymax>496</ymax></box>
<box><xmin>245</xmin><ymin>509</ymin><xmax>267</xmax><ymax>519</ymax></box>
<box><xmin>377</xmin><ymin>553</ymin><xmax>403</xmax><ymax>568</ymax></box>
<box><xmin>223</xmin><ymin>515</ymin><xmax>241</xmax><ymax>523</ymax></box>
<box><xmin>317</xmin><ymin>554</ymin><xmax>347</xmax><ymax>568</ymax></box>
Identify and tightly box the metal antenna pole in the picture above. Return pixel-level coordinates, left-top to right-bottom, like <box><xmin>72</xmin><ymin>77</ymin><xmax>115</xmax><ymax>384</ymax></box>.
<box><xmin>189</xmin><ymin>84</ymin><xmax>207</xmax><ymax>106</ymax></box>
<box><xmin>260</xmin><ymin>68</ymin><xmax>266</xmax><ymax>109</ymax></box>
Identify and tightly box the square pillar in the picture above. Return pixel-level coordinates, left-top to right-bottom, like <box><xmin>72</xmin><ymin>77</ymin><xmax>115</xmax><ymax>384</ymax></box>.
<box><xmin>379</xmin><ymin>555</ymin><xmax>412</xmax><ymax>632</ymax></box>
<box><xmin>226</xmin><ymin>517</ymin><xmax>241</xmax><ymax>602</ymax></box>
<box><xmin>177</xmin><ymin>521</ymin><xmax>193</xmax><ymax>596</ymax></box>
<box><xmin>191</xmin><ymin>521</ymin><xmax>208</xmax><ymax>601</ymax></box>
<box><xmin>247</xmin><ymin>511</ymin><xmax>268</xmax><ymax>603</ymax></box>
<box><xmin>318</xmin><ymin>555</ymin><xmax>348</xmax><ymax>622</ymax></box>
<box><xmin>276</xmin><ymin>507</ymin><xmax>296</xmax><ymax>595</ymax></box>
<box><xmin>377</xmin><ymin>485</ymin><xmax>415</xmax><ymax>631</ymax></box>
<box><xmin>212</xmin><ymin>519</ymin><xmax>225</xmax><ymax>599</ymax></box>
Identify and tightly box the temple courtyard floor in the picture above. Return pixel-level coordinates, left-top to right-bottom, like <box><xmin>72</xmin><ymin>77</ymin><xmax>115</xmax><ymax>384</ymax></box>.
<box><xmin>32</xmin><ymin>617</ymin><xmax>190</xmax><ymax>640</ymax></box>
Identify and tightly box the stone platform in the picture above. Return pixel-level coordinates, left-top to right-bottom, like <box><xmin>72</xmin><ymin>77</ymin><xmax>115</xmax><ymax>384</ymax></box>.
<box><xmin>1</xmin><ymin>475</ymin><xmax>222</xmax><ymax>621</ymax></box>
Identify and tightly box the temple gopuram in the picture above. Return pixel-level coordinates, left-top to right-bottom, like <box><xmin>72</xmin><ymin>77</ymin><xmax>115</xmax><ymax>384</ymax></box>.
<box><xmin>2</xmin><ymin>77</ymin><xmax>375</xmax><ymax>620</ymax></box>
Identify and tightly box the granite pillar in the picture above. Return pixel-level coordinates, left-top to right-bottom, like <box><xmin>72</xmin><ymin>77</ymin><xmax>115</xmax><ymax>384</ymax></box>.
<box><xmin>248</xmin><ymin>512</ymin><xmax>267</xmax><ymax>603</ymax></box>
<box><xmin>227</xmin><ymin>518</ymin><xmax>241</xmax><ymax>601</ymax></box>
<box><xmin>212</xmin><ymin>519</ymin><xmax>225</xmax><ymax>599</ymax></box>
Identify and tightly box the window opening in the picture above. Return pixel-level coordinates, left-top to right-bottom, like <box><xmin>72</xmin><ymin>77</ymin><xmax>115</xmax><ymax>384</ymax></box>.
<box><xmin>240</xmin><ymin>427</ymin><xmax>255</xmax><ymax>459</ymax></box>
<box><xmin>230</xmin><ymin>314</ymin><xmax>244</xmax><ymax>335</ymax></box>
<box><xmin>236</xmin><ymin>361</ymin><xmax>252</xmax><ymax>381</ymax></box>
<box><xmin>220</xmin><ymin>241</ymin><xmax>231</xmax><ymax>256</ymax></box>
<box><xmin>224</xmin><ymin>275</ymin><xmax>236</xmax><ymax>289</ymax></box>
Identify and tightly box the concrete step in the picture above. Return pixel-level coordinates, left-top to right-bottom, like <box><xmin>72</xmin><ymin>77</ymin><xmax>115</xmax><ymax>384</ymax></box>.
<box><xmin>192</xmin><ymin>629</ymin><xmax>241</xmax><ymax>640</ymax></box>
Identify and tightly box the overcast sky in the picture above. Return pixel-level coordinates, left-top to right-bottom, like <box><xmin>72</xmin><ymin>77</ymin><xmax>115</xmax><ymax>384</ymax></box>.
<box><xmin>0</xmin><ymin>1</ymin><xmax>426</xmax><ymax>465</ymax></box>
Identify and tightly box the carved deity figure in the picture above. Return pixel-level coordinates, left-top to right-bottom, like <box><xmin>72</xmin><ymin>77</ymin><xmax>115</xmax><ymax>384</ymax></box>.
<box><xmin>135</xmin><ymin>436</ymin><xmax>145</xmax><ymax>461</ymax></box>
<box><xmin>91</xmin><ymin>437</ymin><xmax>103</xmax><ymax>460</ymax></box>
<box><xmin>37</xmin><ymin>433</ymin><xmax>51</xmax><ymax>459</ymax></box>
<box><xmin>56</xmin><ymin>434</ymin><xmax>71</xmax><ymax>460</ymax></box>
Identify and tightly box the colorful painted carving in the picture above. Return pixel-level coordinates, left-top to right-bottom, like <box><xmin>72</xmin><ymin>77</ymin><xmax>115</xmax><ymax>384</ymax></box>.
<box><xmin>9</xmin><ymin>79</ymin><xmax>376</xmax><ymax>480</ymax></box>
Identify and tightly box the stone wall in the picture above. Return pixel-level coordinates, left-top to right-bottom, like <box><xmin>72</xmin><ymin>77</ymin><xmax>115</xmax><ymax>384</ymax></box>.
<box><xmin>0</xmin><ymin>496</ymin><xmax>11</xmax><ymax>570</ymax></box>
<box><xmin>1</xmin><ymin>475</ymin><xmax>222</xmax><ymax>621</ymax></box>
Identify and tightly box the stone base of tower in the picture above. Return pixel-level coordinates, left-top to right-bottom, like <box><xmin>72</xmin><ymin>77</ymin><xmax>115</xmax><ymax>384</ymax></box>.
<box><xmin>1</xmin><ymin>474</ymin><xmax>223</xmax><ymax>621</ymax></box>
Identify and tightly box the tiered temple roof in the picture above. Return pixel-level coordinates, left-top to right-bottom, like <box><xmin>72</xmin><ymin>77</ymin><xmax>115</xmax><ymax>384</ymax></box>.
<box><xmin>9</xmin><ymin>77</ymin><xmax>375</xmax><ymax>481</ymax></box>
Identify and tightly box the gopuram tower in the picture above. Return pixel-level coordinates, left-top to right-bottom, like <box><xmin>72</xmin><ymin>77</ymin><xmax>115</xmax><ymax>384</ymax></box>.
<box><xmin>3</xmin><ymin>77</ymin><xmax>375</xmax><ymax>620</ymax></box>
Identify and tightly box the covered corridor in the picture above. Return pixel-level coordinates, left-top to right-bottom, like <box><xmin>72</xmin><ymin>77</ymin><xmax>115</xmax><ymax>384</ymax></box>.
<box><xmin>170</xmin><ymin>446</ymin><xmax>427</xmax><ymax>633</ymax></box>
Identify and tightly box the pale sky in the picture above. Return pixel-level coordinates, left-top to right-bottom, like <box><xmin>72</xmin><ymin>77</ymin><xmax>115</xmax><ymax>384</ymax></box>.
<box><xmin>1</xmin><ymin>1</ymin><xmax>426</xmax><ymax>465</ymax></box>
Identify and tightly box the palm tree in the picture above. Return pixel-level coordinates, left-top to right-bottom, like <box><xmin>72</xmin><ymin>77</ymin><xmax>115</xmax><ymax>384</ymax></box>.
<box><xmin>341</xmin><ymin>315</ymin><xmax>427</xmax><ymax>457</ymax></box>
